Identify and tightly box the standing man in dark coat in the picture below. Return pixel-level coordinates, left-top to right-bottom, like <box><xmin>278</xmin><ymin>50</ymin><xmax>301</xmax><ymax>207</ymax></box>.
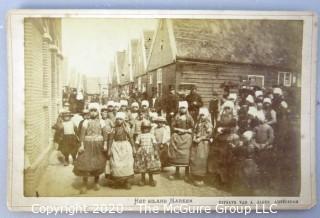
<box><xmin>149</xmin><ymin>87</ymin><xmax>162</xmax><ymax>116</ymax></box>
<box><xmin>186</xmin><ymin>86</ymin><xmax>203</xmax><ymax>122</ymax></box>
<box><xmin>164</xmin><ymin>86</ymin><xmax>179</xmax><ymax>126</ymax></box>
<box><xmin>209</xmin><ymin>91</ymin><xmax>220</xmax><ymax>128</ymax></box>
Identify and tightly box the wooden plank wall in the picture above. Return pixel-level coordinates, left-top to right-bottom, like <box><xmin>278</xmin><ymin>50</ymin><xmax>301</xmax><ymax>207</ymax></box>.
<box><xmin>176</xmin><ymin>61</ymin><xmax>280</xmax><ymax>106</ymax></box>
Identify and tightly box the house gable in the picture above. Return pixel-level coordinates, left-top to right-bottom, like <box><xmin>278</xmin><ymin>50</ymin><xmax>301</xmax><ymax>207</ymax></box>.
<box><xmin>147</xmin><ymin>19</ymin><xmax>176</xmax><ymax>72</ymax></box>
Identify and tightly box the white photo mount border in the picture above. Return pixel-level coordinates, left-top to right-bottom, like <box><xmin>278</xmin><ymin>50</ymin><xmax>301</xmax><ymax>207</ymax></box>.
<box><xmin>7</xmin><ymin>10</ymin><xmax>317</xmax><ymax>212</ymax></box>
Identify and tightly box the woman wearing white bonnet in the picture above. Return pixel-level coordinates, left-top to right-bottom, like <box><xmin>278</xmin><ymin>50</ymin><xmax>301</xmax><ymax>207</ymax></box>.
<box><xmin>190</xmin><ymin>107</ymin><xmax>213</xmax><ymax>186</ymax></box>
<box><xmin>108</xmin><ymin>111</ymin><xmax>135</xmax><ymax>189</ymax></box>
<box><xmin>168</xmin><ymin>100</ymin><xmax>194</xmax><ymax>180</ymax></box>
<box><xmin>219</xmin><ymin>100</ymin><xmax>237</xmax><ymax>121</ymax></box>
<box><xmin>263</xmin><ymin>97</ymin><xmax>277</xmax><ymax>127</ymax></box>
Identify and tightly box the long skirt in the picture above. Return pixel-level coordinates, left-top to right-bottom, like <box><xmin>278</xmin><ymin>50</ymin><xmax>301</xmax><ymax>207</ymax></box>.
<box><xmin>207</xmin><ymin>145</ymin><xmax>219</xmax><ymax>174</ymax></box>
<box><xmin>59</xmin><ymin>134</ymin><xmax>79</xmax><ymax>158</ymax></box>
<box><xmin>73</xmin><ymin>136</ymin><xmax>106</xmax><ymax>177</ymax></box>
<box><xmin>190</xmin><ymin>140</ymin><xmax>209</xmax><ymax>177</ymax></box>
<box><xmin>168</xmin><ymin>133</ymin><xmax>192</xmax><ymax>166</ymax></box>
<box><xmin>110</xmin><ymin>141</ymin><xmax>134</xmax><ymax>182</ymax></box>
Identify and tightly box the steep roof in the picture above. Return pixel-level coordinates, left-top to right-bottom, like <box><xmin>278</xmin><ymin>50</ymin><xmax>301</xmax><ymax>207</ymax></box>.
<box><xmin>115</xmin><ymin>50</ymin><xmax>131</xmax><ymax>85</ymax></box>
<box><xmin>143</xmin><ymin>30</ymin><xmax>154</xmax><ymax>61</ymax></box>
<box><xmin>172</xmin><ymin>19</ymin><xmax>303</xmax><ymax>72</ymax></box>
<box><xmin>147</xmin><ymin>19</ymin><xmax>303</xmax><ymax>72</ymax></box>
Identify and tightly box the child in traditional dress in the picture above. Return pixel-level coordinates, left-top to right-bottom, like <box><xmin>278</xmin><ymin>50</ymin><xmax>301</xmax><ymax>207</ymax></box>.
<box><xmin>61</xmin><ymin>111</ymin><xmax>79</xmax><ymax>166</ymax></box>
<box><xmin>168</xmin><ymin>101</ymin><xmax>194</xmax><ymax>180</ymax></box>
<box><xmin>190</xmin><ymin>107</ymin><xmax>213</xmax><ymax>186</ymax></box>
<box><xmin>252</xmin><ymin>112</ymin><xmax>274</xmax><ymax>189</ymax></box>
<box><xmin>77</xmin><ymin>109</ymin><xmax>90</xmax><ymax>140</ymax></box>
<box><xmin>101</xmin><ymin>105</ymin><xmax>114</xmax><ymax>133</ymax></box>
<box><xmin>263</xmin><ymin>98</ymin><xmax>277</xmax><ymax>128</ymax></box>
<box><xmin>132</xmin><ymin>111</ymin><xmax>145</xmax><ymax>142</ymax></box>
<box><xmin>130</xmin><ymin>102</ymin><xmax>140</xmax><ymax>120</ymax></box>
<box><xmin>73</xmin><ymin>103</ymin><xmax>108</xmax><ymax>194</ymax></box>
<box><xmin>108</xmin><ymin>112</ymin><xmax>135</xmax><ymax>189</ymax></box>
<box><xmin>134</xmin><ymin>120</ymin><xmax>161</xmax><ymax>186</ymax></box>
<box><xmin>212</xmin><ymin>101</ymin><xmax>240</xmax><ymax>186</ymax></box>
<box><xmin>141</xmin><ymin>100</ymin><xmax>151</xmax><ymax>120</ymax></box>
<box><xmin>232</xmin><ymin>131</ymin><xmax>258</xmax><ymax>195</ymax></box>
<box><xmin>106</xmin><ymin>101</ymin><xmax>116</xmax><ymax>123</ymax></box>
<box><xmin>101</xmin><ymin>105</ymin><xmax>114</xmax><ymax>179</ymax></box>
<box><xmin>153</xmin><ymin>116</ymin><xmax>171</xmax><ymax>171</ymax></box>
<box><xmin>120</xmin><ymin>100</ymin><xmax>131</xmax><ymax>121</ymax></box>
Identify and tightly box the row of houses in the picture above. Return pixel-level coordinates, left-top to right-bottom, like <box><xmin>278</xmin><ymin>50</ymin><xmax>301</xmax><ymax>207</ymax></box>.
<box><xmin>109</xmin><ymin>19</ymin><xmax>303</xmax><ymax>106</ymax></box>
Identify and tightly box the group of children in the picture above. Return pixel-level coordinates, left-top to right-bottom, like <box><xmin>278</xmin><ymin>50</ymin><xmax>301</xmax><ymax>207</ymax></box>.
<box><xmin>53</xmin><ymin>86</ymin><xmax>290</xmax><ymax>195</ymax></box>
<box><xmin>55</xmin><ymin>100</ymin><xmax>173</xmax><ymax>194</ymax></box>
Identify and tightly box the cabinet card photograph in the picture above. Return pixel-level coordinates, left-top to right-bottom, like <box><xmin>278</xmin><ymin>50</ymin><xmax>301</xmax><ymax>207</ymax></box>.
<box><xmin>7</xmin><ymin>10</ymin><xmax>317</xmax><ymax>212</ymax></box>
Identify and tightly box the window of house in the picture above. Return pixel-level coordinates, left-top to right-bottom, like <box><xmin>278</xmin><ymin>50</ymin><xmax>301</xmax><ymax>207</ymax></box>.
<box><xmin>156</xmin><ymin>68</ymin><xmax>162</xmax><ymax>83</ymax></box>
<box><xmin>248</xmin><ymin>75</ymin><xmax>264</xmax><ymax>88</ymax></box>
<box><xmin>142</xmin><ymin>84</ymin><xmax>146</xmax><ymax>92</ymax></box>
<box><xmin>278</xmin><ymin>72</ymin><xmax>292</xmax><ymax>87</ymax></box>
<box><xmin>149</xmin><ymin>74</ymin><xmax>153</xmax><ymax>84</ymax></box>
<box><xmin>156</xmin><ymin>68</ymin><xmax>163</xmax><ymax>96</ymax></box>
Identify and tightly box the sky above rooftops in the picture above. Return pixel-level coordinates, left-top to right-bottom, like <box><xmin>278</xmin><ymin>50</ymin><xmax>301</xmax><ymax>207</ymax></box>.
<box><xmin>62</xmin><ymin>18</ymin><xmax>157</xmax><ymax>78</ymax></box>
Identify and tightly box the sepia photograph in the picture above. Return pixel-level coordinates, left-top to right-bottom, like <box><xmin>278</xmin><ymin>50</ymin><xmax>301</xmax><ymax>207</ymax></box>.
<box><xmin>7</xmin><ymin>10</ymin><xmax>317</xmax><ymax>211</ymax></box>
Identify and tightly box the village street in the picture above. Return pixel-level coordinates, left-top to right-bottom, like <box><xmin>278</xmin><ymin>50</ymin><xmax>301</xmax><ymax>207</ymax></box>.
<box><xmin>36</xmin><ymin>152</ymin><xmax>230</xmax><ymax>197</ymax></box>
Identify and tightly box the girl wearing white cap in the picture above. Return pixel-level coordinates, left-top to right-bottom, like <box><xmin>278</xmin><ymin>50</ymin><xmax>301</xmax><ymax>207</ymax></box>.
<box><xmin>252</xmin><ymin>111</ymin><xmax>274</xmax><ymax>189</ymax></box>
<box><xmin>153</xmin><ymin>116</ymin><xmax>171</xmax><ymax>171</ymax></box>
<box><xmin>108</xmin><ymin>111</ymin><xmax>135</xmax><ymax>189</ymax></box>
<box><xmin>253</xmin><ymin>112</ymin><xmax>274</xmax><ymax>150</ymax></box>
<box><xmin>238</xmin><ymin>106</ymin><xmax>260</xmax><ymax>135</ymax></box>
<box><xmin>190</xmin><ymin>107</ymin><xmax>213</xmax><ymax>186</ymax></box>
<box><xmin>101</xmin><ymin>105</ymin><xmax>114</xmax><ymax>133</ymax></box>
<box><xmin>232</xmin><ymin>131</ymin><xmax>258</xmax><ymax>195</ymax></box>
<box><xmin>119</xmin><ymin>99</ymin><xmax>132</xmax><ymax>122</ymax></box>
<box><xmin>262</xmin><ymin>98</ymin><xmax>277</xmax><ymax>127</ymax></box>
<box><xmin>130</xmin><ymin>102</ymin><xmax>140</xmax><ymax>120</ymax></box>
<box><xmin>73</xmin><ymin>103</ymin><xmax>108</xmax><ymax>194</ymax></box>
<box><xmin>134</xmin><ymin>120</ymin><xmax>161</xmax><ymax>186</ymax></box>
<box><xmin>106</xmin><ymin>101</ymin><xmax>116</xmax><ymax>123</ymax></box>
<box><xmin>272</xmin><ymin>87</ymin><xmax>284</xmax><ymax>110</ymax></box>
<box><xmin>168</xmin><ymin>101</ymin><xmax>194</xmax><ymax>180</ymax></box>
<box><xmin>140</xmin><ymin>100</ymin><xmax>151</xmax><ymax>120</ymax></box>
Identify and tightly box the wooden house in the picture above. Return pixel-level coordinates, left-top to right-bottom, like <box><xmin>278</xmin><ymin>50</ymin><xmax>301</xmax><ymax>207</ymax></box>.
<box><xmin>146</xmin><ymin>19</ymin><xmax>303</xmax><ymax>106</ymax></box>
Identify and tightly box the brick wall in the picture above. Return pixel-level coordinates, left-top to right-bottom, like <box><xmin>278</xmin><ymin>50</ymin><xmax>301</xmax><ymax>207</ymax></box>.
<box><xmin>24</xmin><ymin>18</ymin><xmax>62</xmax><ymax>197</ymax></box>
